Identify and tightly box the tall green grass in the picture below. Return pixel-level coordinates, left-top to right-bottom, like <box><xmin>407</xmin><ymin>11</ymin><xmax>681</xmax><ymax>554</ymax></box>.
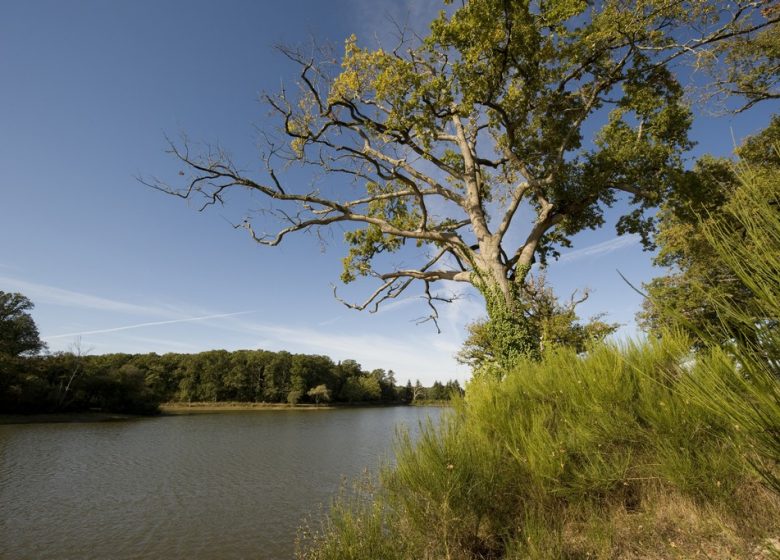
<box><xmin>299</xmin><ymin>336</ymin><xmax>778</xmax><ymax>559</ymax></box>
<box><xmin>674</xmin><ymin>160</ymin><xmax>780</xmax><ymax>495</ymax></box>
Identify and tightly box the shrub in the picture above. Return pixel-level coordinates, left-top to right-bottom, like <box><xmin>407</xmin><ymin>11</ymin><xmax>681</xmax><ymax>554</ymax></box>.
<box><xmin>298</xmin><ymin>336</ymin><xmax>779</xmax><ymax>559</ymax></box>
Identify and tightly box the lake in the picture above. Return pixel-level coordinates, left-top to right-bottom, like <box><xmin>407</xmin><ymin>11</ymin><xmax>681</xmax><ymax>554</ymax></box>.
<box><xmin>0</xmin><ymin>406</ymin><xmax>442</xmax><ymax>559</ymax></box>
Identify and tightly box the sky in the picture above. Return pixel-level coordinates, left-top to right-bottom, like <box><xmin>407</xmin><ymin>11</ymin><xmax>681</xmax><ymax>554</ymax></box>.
<box><xmin>0</xmin><ymin>0</ymin><xmax>775</xmax><ymax>385</ymax></box>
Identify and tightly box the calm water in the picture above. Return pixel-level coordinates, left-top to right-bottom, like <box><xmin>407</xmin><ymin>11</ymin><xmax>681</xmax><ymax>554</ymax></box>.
<box><xmin>0</xmin><ymin>406</ymin><xmax>442</xmax><ymax>560</ymax></box>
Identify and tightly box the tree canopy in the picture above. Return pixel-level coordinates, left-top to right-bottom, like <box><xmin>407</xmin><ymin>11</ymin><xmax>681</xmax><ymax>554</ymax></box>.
<box><xmin>702</xmin><ymin>3</ymin><xmax>780</xmax><ymax>112</ymax></box>
<box><xmin>151</xmin><ymin>0</ymin><xmax>777</xmax><ymax>362</ymax></box>
<box><xmin>459</xmin><ymin>273</ymin><xmax>617</xmax><ymax>368</ymax></box>
<box><xmin>1</xmin><ymin>310</ymin><xmax>461</xmax><ymax>414</ymax></box>
<box><xmin>0</xmin><ymin>291</ymin><xmax>45</xmax><ymax>357</ymax></box>
<box><xmin>639</xmin><ymin>116</ymin><xmax>780</xmax><ymax>341</ymax></box>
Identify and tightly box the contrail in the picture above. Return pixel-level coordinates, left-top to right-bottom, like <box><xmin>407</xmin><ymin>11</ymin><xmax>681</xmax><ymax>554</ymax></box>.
<box><xmin>0</xmin><ymin>274</ymin><xmax>178</xmax><ymax>317</ymax></box>
<box><xmin>43</xmin><ymin>311</ymin><xmax>257</xmax><ymax>340</ymax></box>
<box><xmin>558</xmin><ymin>235</ymin><xmax>640</xmax><ymax>263</ymax></box>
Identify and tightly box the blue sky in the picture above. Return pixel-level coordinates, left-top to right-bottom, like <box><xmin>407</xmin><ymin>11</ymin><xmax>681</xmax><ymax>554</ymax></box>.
<box><xmin>1</xmin><ymin>0</ymin><xmax>775</xmax><ymax>384</ymax></box>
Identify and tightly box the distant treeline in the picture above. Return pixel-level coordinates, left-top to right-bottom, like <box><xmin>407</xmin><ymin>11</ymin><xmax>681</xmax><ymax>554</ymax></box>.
<box><xmin>0</xmin><ymin>347</ymin><xmax>462</xmax><ymax>415</ymax></box>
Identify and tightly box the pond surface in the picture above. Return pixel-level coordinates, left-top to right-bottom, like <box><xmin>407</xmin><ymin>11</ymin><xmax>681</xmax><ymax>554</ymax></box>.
<box><xmin>0</xmin><ymin>406</ymin><xmax>442</xmax><ymax>559</ymax></box>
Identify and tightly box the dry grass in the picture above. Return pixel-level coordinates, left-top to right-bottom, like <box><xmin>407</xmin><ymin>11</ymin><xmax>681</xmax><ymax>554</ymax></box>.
<box><xmin>596</xmin><ymin>484</ymin><xmax>780</xmax><ymax>559</ymax></box>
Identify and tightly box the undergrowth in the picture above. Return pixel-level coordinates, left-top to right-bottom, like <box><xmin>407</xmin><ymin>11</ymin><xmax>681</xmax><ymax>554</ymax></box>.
<box><xmin>298</xmin><ymin>336</ymin><xmax>779</xmax><ymax>559</ymax></box>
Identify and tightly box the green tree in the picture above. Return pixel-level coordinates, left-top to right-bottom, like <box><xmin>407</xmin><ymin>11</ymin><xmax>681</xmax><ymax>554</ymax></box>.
<box><xmin>445</xmin><ymin>380</ymin><xmax>463</xmax><ymax>399</ymax></box>
<box><xmin>639</xmin><ymin>117</ymin><xmax>780</xmax><ymax>341</ymax></box>
<box><xmin>358</xmin><ymin>376</ymin><xmax>382</xmax><ymax>402</ymax></box>
<box><xmin>153</xmin><ymin>1</ymin><xmax>776</xmax><ymax>363</ymax></box>
<box><xmin>370</xmin><ymin>368</ymin><xmax>398</xmax><ymax>401</ymax></box>
<box><xmin>307</xmin><ymin>384</ymin><xmax>331</xmax><ymax>405</ymax></box>
<box><xmin>689</xmin><ymin>154</ymin><xmax>780</xmax><ymax>492</ymax></box>
<box><xmin>403</xmin><ymin>379</ymin><xmax>413</xmax><ymax>403</ymax></box>
<box><xmin>287</xmin><ymin>389</ymin><xmax>304</xmax><ymax>405</ymax></box>
<box><xmin>263</xmin><ymin>351</ymin><xmax>293</xmax><ymax>402</ymax></box>
<box><xmin>428</xmin><ymin>381</ymin><xmax>447</xmax><ymax>401</ymax></box>
<box><xmin>702</xmin><ymin>3</ymin><xmax>780</xmax><ymax>112</ymax></box>
<box><xmin>290</xmin><ymin>353</ymin><xmax>336</xmax><ymax>398</ymax></box>
<box><xmin>646</xmin><ymin>145</ymin><xmax>780</xmax><ymax>493</ymax></box>
<box><xmin>0</xmin><ymin>291</ymin><xmax>45</xmax><ymax>412</ymax></box>
<box><xmin>459</xmin><ymin>274</ymin><xmax>618</xmax><ymax>369</ymax></box>
<box><xmin>0</xmin><ymin>292</ymin><xmax>45</xmax><ymax>357</ymax></box>
<box><xmin>331</xmin><ymin>359</ymin><xmax>362</xmax><ymax>399</ymax></box>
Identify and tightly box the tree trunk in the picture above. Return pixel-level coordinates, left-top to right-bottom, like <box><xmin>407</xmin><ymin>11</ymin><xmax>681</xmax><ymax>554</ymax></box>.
<box><xmin>471</xmin><ymin>248</ymin><xmax>540</xmax><ymax>371</ymax></box>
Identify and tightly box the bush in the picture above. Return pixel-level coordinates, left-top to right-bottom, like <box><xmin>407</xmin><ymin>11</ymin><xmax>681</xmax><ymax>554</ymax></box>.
<box><xmin>298</xmin><ymin>336</ymin><xmax>780</xmax><ymax>559</ymax></box>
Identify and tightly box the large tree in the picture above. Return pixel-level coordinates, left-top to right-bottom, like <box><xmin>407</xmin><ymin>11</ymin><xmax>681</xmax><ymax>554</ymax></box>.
<box><xmin>151</xmin><ymin>0</ymin><xmax>777</xmax><ymax>361</ymax></box>
<box><xmin>0</xmin><ymin>291</ymin><xmax>46</xmax><ymax>411</ymax></box>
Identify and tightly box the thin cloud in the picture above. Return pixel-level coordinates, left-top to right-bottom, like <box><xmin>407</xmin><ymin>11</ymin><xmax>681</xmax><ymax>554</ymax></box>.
<box><xmin>219</xmin><ymin>316</ymin><xmax>469</xmax><ymax>383</ymax></box>
<box><xmin>374</xmin><ymin>296</ymin><xmax>420</xmax><ymax>314</ymax></box>
<box><xmin>111</xmin><ymin>334</ymin><xmax>202</xmax><ymax>353</ymax></box>
<box><xmin>346</xmin><ymin>0</ymin><xmax>444</xmax><ymax>46</ymax></box>
<box><xmin>75</xmin><ymin>334</ymin><xmax>203</xmax><ymax>355</ymax></box>
<box><xmin>558</xmin><ymin>235</ymin><xmax>640</xmax><ymax>264</ymax></box>
<box><xmin>43</xmin><ymin>311</ymin><xmax>257</xmax><ymax>340</ymax></box>
<box><xmin>0</xmin><ymin>275</ymin><xmax>178</xmax><ymax>317</ymax></box>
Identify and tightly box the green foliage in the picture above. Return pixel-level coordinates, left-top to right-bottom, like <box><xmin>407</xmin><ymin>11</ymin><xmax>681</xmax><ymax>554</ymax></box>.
<box><xmin>339</xmin><ymin>375</ymin><xmax>381</xmax><ymax>403</ymax></box>
<box><xmin>640</xmin><ymin>117</ymin><xmax>780</xmax><ymax>345</ymax></box>
<box><xmin>674</xmin><ymin>152</ymin><xmax>780</xmax><ymax>495</ymax></box>
<box><xmin>0</xmin><ymin>292</ymin><xmax>46</xmax><ymax>411</ymax></box>
<box><xmin>301</xmin><ymin>133</ymin><xmax>780</xmax><ymax>559</ymax></box>
<box><xmin>633</xmin><ymin>137</ymin><xmax>780</xmax><ymax>553</ymax></box>
<box><xmin>0</xmin><ymin>291</ymin><xmax>45</xmax><ymax>357</ymax></box>
<box><xmin>408</xmin><ymin>379</ymin><xmax>462</xmax><ymax>404</ymax></box>
<box><xmin>638</xmin><ymin>154</ymin><xmax>743</xmax><ymax>338</ymax></box>
<box><xmin>474</xmin><ymin>280</ymin><xmax>540</xmax><ymax>369</ymax></box>
<box><xmin>704</xmin><ymin>4</ymin><xmax>780</xmax><ymax>111</ymax></box>
<box><xmin>307</xmin><ymin>384</ymin><xmax>331</xmax><ymax>405</ymax></box>
<box><xmin>1</xmin><ymin>333</ymin><xmax>450</xmax><ymax>414</ymax></box>
<box><xmin>329</xmin><ymin>0</ymin><xmax>700</xmax><ymax>269</ymax></box>
<box><xmin>461</xmin><ymin>274</ymin><xmax>618</xmax><ymax>370</ymax></box>
<box><xmin>299</xmin><ymin>336</ymin><xmax>779</xmax><ymax>559</ymax></box>
<box><xmin>298</xmin><ymin>478</ymin><xmax>403</xmax><ymax>560</ymax></box>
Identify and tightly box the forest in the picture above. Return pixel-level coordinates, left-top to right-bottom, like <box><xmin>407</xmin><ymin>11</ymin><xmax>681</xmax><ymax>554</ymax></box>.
<box><xmin>0</xmin><ymin>323</ymin><xmax>462</xmax><ymax>416</ymax></box>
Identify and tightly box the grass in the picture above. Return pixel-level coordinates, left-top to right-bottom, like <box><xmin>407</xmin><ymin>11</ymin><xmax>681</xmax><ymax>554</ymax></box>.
<box><xmin>298</xmin><ymin>337</ymin><xmax>780</xmax><ymax>559</ymax></box>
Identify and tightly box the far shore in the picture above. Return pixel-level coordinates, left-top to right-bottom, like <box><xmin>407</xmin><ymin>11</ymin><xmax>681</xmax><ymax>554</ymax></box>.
<box><xmin>161</xmin><ymin>401</ymin><xmax>340</xmax><ymax>414</ymax></box>
<box><xmin>0</xmin><ymin>400</ymin><xmax>450</xmax><ymax>425</ymax></box>
<box><xmin>159</xmin><ymin>400</ymin><xmax>434</xmax><ymax>414</ymax></box>
<box><xmin>0</xmin><ymin>412</ymin><xmax>146</xmax><ymax>425</ymax></box>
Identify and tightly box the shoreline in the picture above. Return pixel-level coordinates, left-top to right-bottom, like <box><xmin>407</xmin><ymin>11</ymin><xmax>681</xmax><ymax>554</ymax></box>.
<box><xmin>0</xmin><ymin>412</ymin><xmax>146</xmax><ymax>425</ymax></box>
<box><xmin>160</xmin><ymin>402</ymin><xmax>338</xmax><ymax>414</ymax></box>
<box><xmin>159</xmin><ymin>401</ymin><xmax>424</xmax><ymax>414</ymax></box>
<box><xmin>0</xmin><ymin>401</ymin><xmax>429</xmax><ymax>425</ymax></box>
